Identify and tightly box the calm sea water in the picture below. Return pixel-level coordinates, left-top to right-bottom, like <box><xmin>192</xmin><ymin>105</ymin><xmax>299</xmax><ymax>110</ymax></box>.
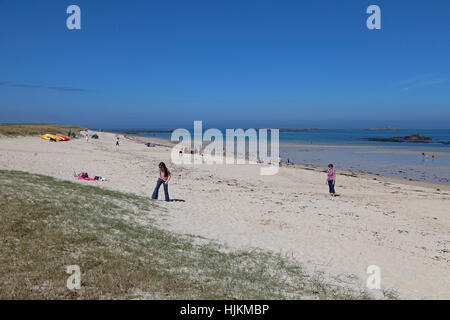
<box><xmin>133</xmin><ymin>129</ymin><xmax>450</xmax><ymax>184</ymax></box>
<box><xmin>134</xmin><ymin>129</ymin><xmax>450</xmax><ymax>146</ymax></box>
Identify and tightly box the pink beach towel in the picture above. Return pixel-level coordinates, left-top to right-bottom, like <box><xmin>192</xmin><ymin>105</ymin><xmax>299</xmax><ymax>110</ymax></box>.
<box><xmin>77</xmin><ymin>173</ymin><xmax>97</xmax><ymax>181</ymax></box>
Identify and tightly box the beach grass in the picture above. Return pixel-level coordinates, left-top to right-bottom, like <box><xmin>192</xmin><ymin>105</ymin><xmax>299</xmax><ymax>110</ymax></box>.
<box><xmin>0</xmin><ymin>123</ymin><xmax>84</xmax><ymax>137</ymax></box>
<box><xmin>0</xmin><ymin>170</ymin><xmax>377</xmax><ymax>299</ymax></box>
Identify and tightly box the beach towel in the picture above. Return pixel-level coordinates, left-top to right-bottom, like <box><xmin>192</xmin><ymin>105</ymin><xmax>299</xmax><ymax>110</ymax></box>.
<box><xmin>79</xmin><ymin>177</ymin><xmax>97</xmax><ymax>181</ymax></box>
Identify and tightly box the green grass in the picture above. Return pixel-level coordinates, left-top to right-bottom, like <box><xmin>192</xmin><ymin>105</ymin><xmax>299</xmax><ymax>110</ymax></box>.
<box><xmin>0</xmin><ymin>170</ymin><xmax>380</xmax><ymax>300</ymax></box>
<box><xmin>0</xmin><ymin>123</ymin><xmax>84</xmax><ymax>137</ymax></box>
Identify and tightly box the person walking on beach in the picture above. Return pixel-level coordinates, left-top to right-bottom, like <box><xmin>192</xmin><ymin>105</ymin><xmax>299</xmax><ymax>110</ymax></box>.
<box><xmin>152</xmin><ymin>162</ymin><xmax>171</xmax><ymax>201</ymax></box>
<box><xmin>116</xmin><ymin>136</ymin><xmax>120</xmax><ymax>147</ymax></box>
<box><xmin>326</xmin><ymin>164</ymin><xmax>336</xmax><ymax>197</ymax></box>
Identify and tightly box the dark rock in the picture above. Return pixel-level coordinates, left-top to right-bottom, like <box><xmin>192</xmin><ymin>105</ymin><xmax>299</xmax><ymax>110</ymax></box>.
<box><xmin>366</xmin><ymin>133</ymin><xmax>434</xmax><ymax>143</ymax></box>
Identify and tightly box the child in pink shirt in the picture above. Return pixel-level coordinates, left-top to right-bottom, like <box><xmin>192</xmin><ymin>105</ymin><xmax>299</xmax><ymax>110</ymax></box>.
<box><xmin>326</xmin><ymin>164</ymin><xmax>336</xmax><ymax>196</ymax></box>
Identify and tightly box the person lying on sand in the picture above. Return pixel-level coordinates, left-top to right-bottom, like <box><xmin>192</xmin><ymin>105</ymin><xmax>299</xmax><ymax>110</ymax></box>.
<box><xmin>76</xmin><ymin>172</ymin><xmax>108</xmax><ymax>181</ymax></box>
<box><xmin>152</xmin><ymin>162</ymin><xmax>171</xmax><ymax>202</ymax></box>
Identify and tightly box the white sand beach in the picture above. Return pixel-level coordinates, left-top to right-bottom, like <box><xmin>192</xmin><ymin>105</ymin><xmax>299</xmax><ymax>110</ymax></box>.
<box><xmin>0</xmin><ymin>131</ymin><xmax>449</xmax><ymax>299</ymax></box>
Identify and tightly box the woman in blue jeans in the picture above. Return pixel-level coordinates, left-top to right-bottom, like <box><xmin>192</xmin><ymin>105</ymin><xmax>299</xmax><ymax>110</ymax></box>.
<box><xmin>152</xmin><ymin>162</ymin><xmax>171</xmax><ymax>201</ymax></box>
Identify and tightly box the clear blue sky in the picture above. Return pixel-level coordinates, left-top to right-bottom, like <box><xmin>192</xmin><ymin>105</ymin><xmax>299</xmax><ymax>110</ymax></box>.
<box><xmin>0</xmin><ymin>0</ymin><xmax>449</xmax><ymax>129</ymax></box>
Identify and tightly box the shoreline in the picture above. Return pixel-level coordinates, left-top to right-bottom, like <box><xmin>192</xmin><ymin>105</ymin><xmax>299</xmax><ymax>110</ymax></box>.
<box><xmin>124</xmin><ymin>132</ymin><xmax>450</xmax><ymax>190</ymax></box>
<box><xmin>281</xmin><ymin>143</ymin><xmax>450</xmax><ymax>152</ymax></box>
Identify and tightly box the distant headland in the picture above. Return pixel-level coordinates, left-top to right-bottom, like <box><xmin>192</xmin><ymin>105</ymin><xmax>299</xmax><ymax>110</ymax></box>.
<box><xmin>364</xmin><ymin>127</ymin><xmax>399</xmax><ymax>132</ymax></box>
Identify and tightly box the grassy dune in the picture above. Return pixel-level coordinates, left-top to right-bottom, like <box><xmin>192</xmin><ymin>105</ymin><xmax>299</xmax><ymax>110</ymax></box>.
<box><xmin>0</xmin><ymin>170</ymin><xmax>380</xmax><ymax>299</ymax></box>
<box><xmin>0</xmin><ymin>123</ymin><xmax>84</xmax><ymax>137</ymax></box>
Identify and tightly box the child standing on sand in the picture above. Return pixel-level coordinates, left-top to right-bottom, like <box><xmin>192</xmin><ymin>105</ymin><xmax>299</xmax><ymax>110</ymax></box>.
<box><xmin>152</xmin><ymin>162</ymin><xmax>171</xmax><ymax>202</ymax></box>
<box><xmin>326</xmin><ymin>164</ymin><xmax>336</xmax><ymax>197</ymax></box>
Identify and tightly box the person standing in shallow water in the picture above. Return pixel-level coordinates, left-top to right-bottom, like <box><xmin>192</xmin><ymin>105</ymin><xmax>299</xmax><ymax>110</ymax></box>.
<box><xmin>326</xmin><ymin>164</ymin><xmax>336</xmax><ymax>197</ymax></box>
<box><xmin>152</xmin><ymin>162</ymin><xmax>171</xmax><ymax>201</ymax></box>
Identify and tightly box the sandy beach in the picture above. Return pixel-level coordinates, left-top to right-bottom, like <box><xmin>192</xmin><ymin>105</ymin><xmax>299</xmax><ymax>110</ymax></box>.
<box><xmin>0</xmin><ymin>131</ymin><xmax>449</xmax><ymax>299</ymax></box>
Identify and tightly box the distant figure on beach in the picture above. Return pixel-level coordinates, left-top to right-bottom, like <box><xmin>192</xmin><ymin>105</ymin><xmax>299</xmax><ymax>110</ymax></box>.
<box><xmin>287</xmin><ymin>158</ymin><xmax>290</xmax><ymax>166</ymax></box>
<box><xmin>85</xmin><ymin>134</ymin><xmax>89</xmax><ymax>142</ymax></box>
<box><xmin>326</xmin><ymin>164</ymin><xmax>336</xmax><ymax>197</ymax></box>
<box><xmin>68</xmin><ymin>129</ymin><xmax>71</xmax><ymax>137</ymax></box>
<box><xmin>116</xmin><ymin>136</ymin><xmax>120</xmax><ymax>146</ymax></box>
<box><xmin>278</xmin><ymin>156</ymin><xmax>282</xmax><ymax>167</ymax></box>
<box><xmin>421</xmin><ymin>153</ymin><xmax>435</xmax><ymax>161</ymax></box>
<box><xmin>152</xmin><ymin>162</ymin><xmax>171</xmax><ymax>202</ymax></box>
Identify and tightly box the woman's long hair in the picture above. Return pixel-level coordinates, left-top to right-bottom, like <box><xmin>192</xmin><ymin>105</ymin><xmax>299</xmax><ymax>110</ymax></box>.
<box><xmin>159</xmin><ymin>162</ymin><xmax>169</xmax><ymax>178</ymax></box>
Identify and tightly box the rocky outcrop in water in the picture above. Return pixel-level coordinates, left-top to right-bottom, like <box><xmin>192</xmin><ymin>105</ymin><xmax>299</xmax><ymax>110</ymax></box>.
<box><xmin>366</xmin><ymin>133</ymin><xmax>434</xmax><ymax>143</ymax></box>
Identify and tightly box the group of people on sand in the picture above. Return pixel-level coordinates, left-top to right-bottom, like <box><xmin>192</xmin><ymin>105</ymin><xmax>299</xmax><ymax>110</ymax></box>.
<box><xmin>66</xmin><ymin>129</ymin><xmax>79</xmax><ymax>139</ymax></box>
<box><xmin>421</xmin><ymin>153</ymin><xmax>435</xmax><ymax>161</ymax></box>
<box><xmin>181</xmin><ymin>147</ymin><xmax>202</xmax><ymax>155</ymax></box>
<box><xmin>277</xmin><ymin>156</ymin><xmax>292</xmax><ymax>167</ymax></box>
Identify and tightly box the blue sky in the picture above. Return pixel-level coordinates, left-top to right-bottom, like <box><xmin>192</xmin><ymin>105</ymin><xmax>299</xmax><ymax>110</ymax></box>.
<box><xmin>0</xmin><ymin>0</ymin><xmax>449</xmax><ymax>129</ymax></box>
